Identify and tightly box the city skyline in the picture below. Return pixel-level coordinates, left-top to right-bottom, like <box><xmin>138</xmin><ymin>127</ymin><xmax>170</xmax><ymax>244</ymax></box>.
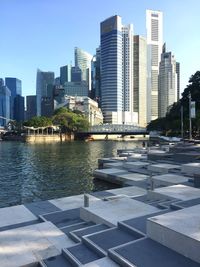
<box><xmin>1</xmin><ymin>0</ymin><xmax>200</xmax><ymax>97</ymax></box>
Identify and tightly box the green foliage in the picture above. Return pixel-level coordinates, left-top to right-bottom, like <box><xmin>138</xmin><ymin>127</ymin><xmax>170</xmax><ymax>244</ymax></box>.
<box><xmin>52</xmin><ymin>107</ymin><xmax>89</xmax><ymax>133</ymax></box>
<box><xmin>147</xmin><ymin>71</ymin><xmax>200</xmax><ymax>136</ymax></box>
<box><xmin>23</xmin><ymin>116</ymin><xmax>52</xmax><ymax>128</ymax></box>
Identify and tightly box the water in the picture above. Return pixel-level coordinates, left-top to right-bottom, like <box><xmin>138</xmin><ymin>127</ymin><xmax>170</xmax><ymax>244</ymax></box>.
<box><xmin>0</xmin><ymin>140</ymin><xmax>142</xmax><ymax>208</ymax></box>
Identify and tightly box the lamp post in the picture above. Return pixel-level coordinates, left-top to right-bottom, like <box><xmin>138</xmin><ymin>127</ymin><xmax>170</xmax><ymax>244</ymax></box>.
<box><xmin>189</xmin><ymin>92</ymin><xmax>192</xmax><ymax>140</ymax></box>
<box><xmin>181</xmin><ymin>105</ymin><xmax>184</xmax><ymax>139</ymax></box>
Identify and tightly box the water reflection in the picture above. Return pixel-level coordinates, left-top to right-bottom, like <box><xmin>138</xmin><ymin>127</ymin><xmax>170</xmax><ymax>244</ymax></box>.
<box><xmin>0</xmin><ymin>141</ymin><xmax>141</xmax><ymax>207</ymax></box>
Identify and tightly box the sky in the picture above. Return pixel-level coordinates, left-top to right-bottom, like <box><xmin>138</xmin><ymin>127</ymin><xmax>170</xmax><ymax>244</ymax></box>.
<box><xmin>0</xmin><ymin>0</ymin><xmax>200</xmax><ymax>98</ymax></box>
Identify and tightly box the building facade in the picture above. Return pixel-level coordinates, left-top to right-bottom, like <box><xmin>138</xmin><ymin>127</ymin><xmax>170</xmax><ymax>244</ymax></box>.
<box><xmin>60</xmin><ymin>65</ymin><xmax>71</xmax><ymax>85</ymax></box>
<box><xmin>5</xmin><ymin>77</ymin><xmax>22</xmax><ymax>120</ymax></box>
<box><xmin>26</xmin><ymin>95</ymin><xmax>37</xmax><ymax>120</ymax></box>
<box><xmin>74</xmin><ymin>47</ymin><xmax>92</xmax><ymax>90</ymax></box>
<box><xmin>134</xmin><ymin>35</ymin><xmax>147</xmax><ymax>127</ymax></box>
<box><xmin>146</xmin><ymin>10</ymin><xmax>163</xmax><ymax>122</ymax></box>
<box><xmin>158</xmin><ymin>45</ymin><xmax>177</xmax><ymax>118</ymax></box>
<box><xmin>64</xmin><ymin>81</ymin><xmax>89</xmax><ymax>97</ymax></box>
<box><xmin>100</xmin><ymin>15</ymin><xmax>137</xmax><ymax>124</ymax></box>
<box><xmin>0</xmin><ymin>80</ymin><xmax>11</xmax><ymax>126</ymax></box>
<box><xmin>14</xmin><ymin>95</ymin><xmax>24</xmax><ymax>122</ymax></box>
<box><xmin>36</xmin><ymin>69</ymin><xmax>55</xmax><ymax>116</ymax></box>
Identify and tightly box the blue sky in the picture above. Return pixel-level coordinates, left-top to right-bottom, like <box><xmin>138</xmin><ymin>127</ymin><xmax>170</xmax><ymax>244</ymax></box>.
<box><xmin>0</xmin><ymin>0</ymin><xmax>200</xmax><ymax>97</ymax></box>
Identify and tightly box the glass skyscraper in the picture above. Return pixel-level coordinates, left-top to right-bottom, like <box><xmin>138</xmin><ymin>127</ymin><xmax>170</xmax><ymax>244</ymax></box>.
<box><xmin>0</xmin><ymin>79</ymin><xmax>11</xmax><ymax>126</ymax></box>
<box><xmin>5</xmin><ymin>77</ymin><xmax>22</xmax><ymax>120</ymax></box>
<box><xmin>36</xmin><ymin>69</ymin><xmax>55</xmax><ymax>116</ymax></box>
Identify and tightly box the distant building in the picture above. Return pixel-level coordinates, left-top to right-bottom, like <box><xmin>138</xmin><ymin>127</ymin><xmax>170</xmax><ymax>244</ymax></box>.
<box><xmin>36</xmin><ymin>69</ymin><xmax>54</xmax><ymax>116</ymax></box>
<box><xmin>56</xmin><ymin>96</ymin><xmax>103</xmax><ymax>125</ymax></box>
<box><xmin>0</xmin><ymin>80</ymin><xmax>11</xmax><ymax>126</ymax></box>
<box><xmin>64</xmin><ymin>81</ymin><xmax>89</xmax><ymax>97</ymax></box>
<box><xmin>134</xmin><ymin>35</ymin><xmax>147</xmax><ymax>127</ymax></box>
<box><xmin>75</xmin><ymin>47</ymin><xmax>92</xmax><ymax>90</ymax></box>
<box><xmin>26</xmin><ymin>95</ymin><xmax>37</xmax><ymax>120</ymax></box>
<box><xmin>55</xmin><ymin>77</ymin><xmax>60</xmax><ymax>86</ymax></box>
<box><xmin>71</xmin><ymin>66</ymin><xmax>82</xmax><ymax>82</ymax></box>
<box><xmin>14</xmin><ymin>95</ymin><xmax>24</xmax><ymax>122</ymax></box>
<box><xmin>176</xmin><ymin>62</ymin><xmax>180</xmax><ymax>100</ymax></box>
<box><xmin>146</xmin><ymin>10</ymin><xmax>163</xmax><ymax>121</ymax></box>
<box><xmin>91</xmin><ymin>47</ymin><xmax>101</xmax><ymax>105</ymax></box>
<box><xmin>60</xmin><ymin>65</ymin><xmax>71</xmax><ymax>85</ymax></box>
<box><xmin>158</xmin><ymin>44</ymin><xmax>177</xmax><ymax>118</ymax></box>
<box><xmin>100</xmin><ymin>15</ymin><xmax>137</xmax><ymax>124</ymax></box>
<box><xmin>5</xmin><ymin>77</ymin><xmax>22</xmax><ymax>120</ymax></box>
<box><xmin>41</xmin><ymin>97</ymin><xmax>54</xmax><ymax>117</ymax></box>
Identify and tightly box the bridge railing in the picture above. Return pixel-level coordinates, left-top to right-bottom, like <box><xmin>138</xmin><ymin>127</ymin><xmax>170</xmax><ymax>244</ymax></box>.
<box><xmin>87</xmin><ymin>124</ymin><xmax>147</xmax><ymax>133</ymax></box>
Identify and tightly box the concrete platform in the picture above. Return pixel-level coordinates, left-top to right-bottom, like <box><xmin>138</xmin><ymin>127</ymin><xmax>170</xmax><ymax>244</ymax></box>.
<box><xmin>149</xmin><ymin>184</ymin><xmax>200</xmax><ymax>201</ymax></box>
<box><xmin>148</xmin><ymin>163</ymin><xmax>181</xmax><ymax>174</ymax></box>
<box><xmin>0</xmin><ymin>205</ymin><xmax>37</xmax><ymax>229</ymax></box>
<box><xmin>147</xmin><ymin>204</ymin><xmax>200</xmax><ymax>264</ymax></box>
<box><xmin>123</xmin><ymin>161</ymin><xmax>149</xmax><ymax>171</ymax></box>
<box><xmin>105</xmin><ymin>186</ymin><xmax>146</xmax><ymax>198</ymax></box>
<box><xmin>50</xmin><ymin>194</ymin><xmax>100</xmax><ymax>211</ymax></box>
<box><xmin>181</xmin><ymin>162</ymin><xmax>200</xmax><ymax>175</ymax></box>
<box><xmin>83</xmin><ymin>257</ymin><xmax>119</xmax><ymax>266</ymax></box>
<box><xmin>0</xmin><ymin>221</ymin><xmax>75</xmax><ymax>267</ymax></box>
<box><xmin>94</xmin><ymin>168</ymin><xmax>127</xmax><ymax>179</ymax></box>
<box><xmin>103</xmin><ymin>162</ymin><xmax>125</xmax><ymax>169</ymax></box>
<box><xmin>152</xmin><ymin>174</ymin><xmax>189</xmax><ymax>187</ymax></box>
<box><xmin>80</xmin><ymin>197</ymin><xmax>159</xmax><ymax>227</ymax></box>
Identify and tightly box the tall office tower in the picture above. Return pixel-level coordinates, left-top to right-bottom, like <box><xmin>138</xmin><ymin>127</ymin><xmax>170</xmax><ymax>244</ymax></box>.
<box><xmin>176</xmin><ymin>62</ymin><xmax>180</xmax><ymax>100</ymax></box>
<box><xmin>91</xmin><ymin>47</ymin><xmax>101</xmax><ymax>105</ymax></box>
<box><xmin>60</xmin><ymin>65</ymin><xmax>71</xmax><ymax>85</ymax></box>
<box><xmin>0</xmin><ymin>80</ymin><xmax>11</xmax><ymax>126</ymax></box>
<box><xmin>121</xmin><ymin>24</ymin><xmax>134</xmax><ymax>124</ymax></box>
<box><xmin>26</xmin><ymin>95</ymin><xmax>37</xmax><ymax>120</ymax></box>
<box><xmin>146</xmin><ymin>9</ymin><xmax>163</xmax><ymax>122</ymax></box>
<box><xmin>5</xmin><ymin>77</ymin><xmax>22</xmax><ymax>120</ymax></box>
<box><xmin>36</xmin><ymin>69</ymin><xmax>54</xmax><ymax>116</ymax></box>
<box><xmin>158</xmin><ymin>44</ymin><xmax>177</xmax><ymax>118</ymax></box>
<box><xmin>100</xmin><ymin>15</ymin><xmax>136</xmax><ymax>124</ymax></box>
<box><xmin>134</xmin><ymin>35</ymin><xmax>147</xmax><ymax>127</ymax></box>
<box><xmin>71</xmin><ymin>66</ymin><xmax>82</xmax><ymax>82</ymax></box>
<box><xmin>74</xmin><ymin>47</ymin><xmax>92</xmax><ymax>90</ymax></box>
<box><xmin>14</xmin><ymin>95</ymin><xmax>24</xmax><ymax>122</ymax></box>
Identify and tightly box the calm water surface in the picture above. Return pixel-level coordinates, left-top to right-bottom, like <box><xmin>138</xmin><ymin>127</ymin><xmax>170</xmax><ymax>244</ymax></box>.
<box><xmin>0</xmin><ymin>140</ymin><xmax>141</xmax><ymax>208</ymax></box>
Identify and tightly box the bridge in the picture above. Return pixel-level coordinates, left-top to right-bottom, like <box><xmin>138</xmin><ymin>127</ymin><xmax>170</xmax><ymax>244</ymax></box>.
<box><xmin>77</xmin><ymin>124</ymin><xmax>148</xmax><ymax>139</ymax></box>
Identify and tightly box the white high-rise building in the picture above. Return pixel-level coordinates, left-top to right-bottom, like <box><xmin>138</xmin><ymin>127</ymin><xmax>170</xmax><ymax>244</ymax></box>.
<box><xmin>75</xmin><ymin>47</ymin><xmax>93</xmax><ymax>91</ymax></box>
<box><xmin>146</xmin><ymin>9</ymin><xmax>163</xmax><ymax>122</ymax></box>
<box><xmin>100</xmin><ymin>15</ymin><xmax>137</xmax><ymax>124</ymax></box>
<box><xmin>134</xmin><ymin>35</ymin><xmax>147</xmax><ymax>127</ymax></box>
<box><xmin>158</xmin><ymin>44</ymin><xmax>178</xmax><ymax>118</ymax></box>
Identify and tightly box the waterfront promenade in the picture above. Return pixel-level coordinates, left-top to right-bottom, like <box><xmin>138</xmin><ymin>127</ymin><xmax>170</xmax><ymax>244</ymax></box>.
<box><xmin>0</xmin><ymin>142</ymin><xmax>200</xmax><ymax>266</ymax></box>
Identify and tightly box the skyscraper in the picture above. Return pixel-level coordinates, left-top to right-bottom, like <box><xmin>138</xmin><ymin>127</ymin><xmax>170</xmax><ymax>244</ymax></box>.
<box><xmin>134</xmin><ymin>35</ymin><xmax>147</xmax><ymax>127</ymax></box>
<box><xmin>0</xmin><ymin>79</ymin><xmax>11</xmax><ymax>126</ymax></box>
<box><xmin>146</xmin><ymin>9</ymin><xmax>163</xmax><ymax>121</ymax></box>
<box><xmin>100</xmin><ymin>15</ymin><xmax>123</xmax><ymax>123</ymax></box>
<box><xmin>36</xmin><ymin>69</ymin><xmax>54</xmax><ymax>116</ymax></box>
<box><xmin>158</xmin><ymin>44</ymin><xmax>177</xmax><ymax>118</ymax></box>
<box><xmin>26</xmin><ymin>95</ymin><xmax>37</xmax><ymax>120</ymax></box>
<box><xmin>75</xmin><ymin>47</ymin><xmax>92</xmax><ymax>90</ymax></box>
<box><xmin>60</xmin><ymin>65</ymin><xmax>71</xmax><ymax>85</ymax></box>
<box><xmin>100</xmin><ymin>15</ymin><xmax>137</xmax><ymax>124</ymax></box>
<box><xmin>5</xmin><ymin>77</ymin><xmax>22</xmax><ymax>120</ymax></box>
<box><xmin>91</xmin><ymin>47</ymin><xmax>101</xmax><ymax>105</ymax></box>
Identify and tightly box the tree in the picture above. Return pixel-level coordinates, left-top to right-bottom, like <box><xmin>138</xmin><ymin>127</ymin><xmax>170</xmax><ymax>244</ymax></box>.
<box><xmin>23</xmin><ymin>116</ymin><xmax>52</xmax><ymax>128</ymax></box>
<box><xmin>52</xmin><ymin>107</ymin><xmax>89</xmax><ymax>134</ymax></box>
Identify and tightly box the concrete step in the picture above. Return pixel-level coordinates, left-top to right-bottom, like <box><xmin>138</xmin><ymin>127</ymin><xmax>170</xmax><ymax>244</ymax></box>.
<box><xmin>42</xmin><ymin>254</ymin><xmax>73</xmax><ymax>267</ymax></box>
<box><xmin>69</xmin><ymin>224</ymin><xmax>109</xmax><ymax>243</ymax></box>
<box><xmin>60</xmin><ymin>221</ymin><xmax>94</xmax><ymax>238</ymax></box>
<box><xmin>82</xmin><ymin>227</ymin><xmax>144</xmax><ymax>255</ymax></box>
<box><xmin>108</xmin><ymin>238</ymin><xmax>200</xmax><ymax>267</ymax></box>
<box><xmin>63</xmin><ymin>243</ymin><xmax>104</xmax><ymax>266</ymax></box>
<box><xmin>40</xmin><ymin>208</ymin><xmax>83</xmax><ymax>228</ymax></box>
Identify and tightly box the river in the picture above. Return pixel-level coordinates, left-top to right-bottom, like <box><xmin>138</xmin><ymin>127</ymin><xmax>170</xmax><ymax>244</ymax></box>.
<box><xmin>0</xmin><ymin>140</ymin><xmax>142</xmax><ymax>208</ymax></box>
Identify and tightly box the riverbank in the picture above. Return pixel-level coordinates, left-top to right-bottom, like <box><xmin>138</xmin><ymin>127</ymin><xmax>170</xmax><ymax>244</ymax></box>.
<box><xmin>0</xmin><ymin>141</ymin><xmax>200</xmax><ymax>266</ymax></box>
